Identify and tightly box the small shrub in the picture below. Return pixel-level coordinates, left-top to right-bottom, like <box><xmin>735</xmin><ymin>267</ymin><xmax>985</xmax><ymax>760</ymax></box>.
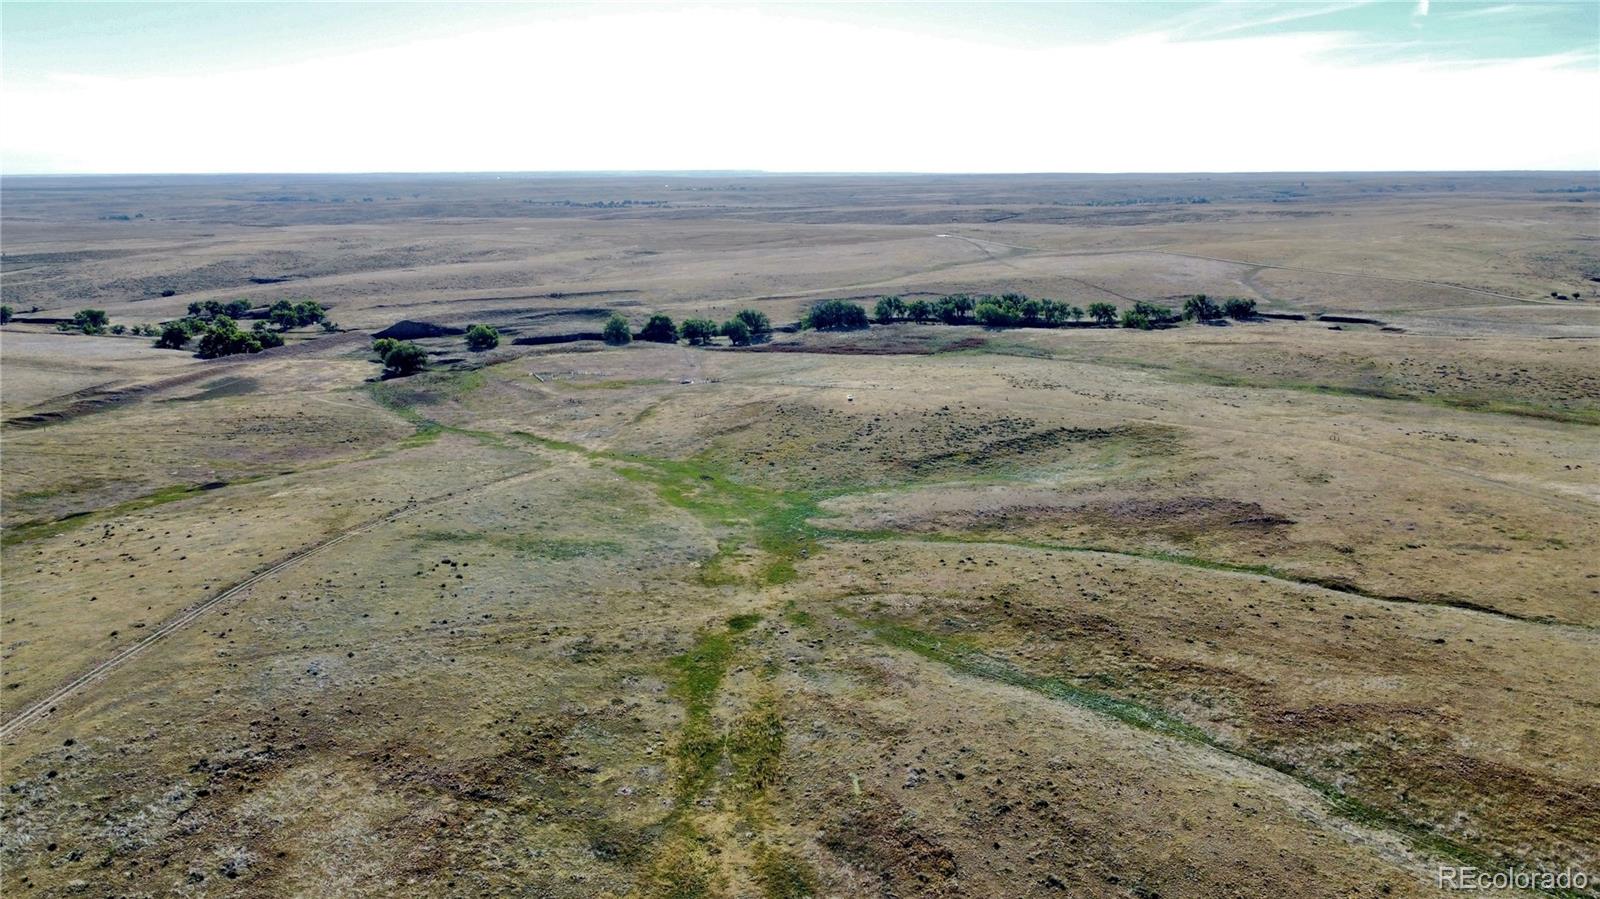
<box><xmin>602</xmin><ymin>314</ymin><xmax>632</xmax><ymax>345</ymax></box>
<box><xmin>638</xmin><ymin>313</ymin><xmax>678</xmax><ymax>343</ymax></box>
<box><xmin>1121</xmin><ymin>309</ymin><xmax>1154</xmax><ymax>330</ymax></box>
<box><xmin>680</xmin><ymin>318</ymin><xmax>718</xmax><ymax>345</ymax></box>
<box><xmin>805</xmin><ymin>299</ymin><xmax>869</xmax><ymax>331</ymax></box>
<box><xmin>372</xmin><ymin>337</ymin><xmax>400</xmax><ymax>359</ymax></box>
<box><xmin>0</xmin><ymin>305</ymin><xmax>11</xmax><ymax>324</ymax></box>
<box><xmin>465</xmin><ymin>323</ymin><xmax>499</xmax><ymax>351</ymax></box>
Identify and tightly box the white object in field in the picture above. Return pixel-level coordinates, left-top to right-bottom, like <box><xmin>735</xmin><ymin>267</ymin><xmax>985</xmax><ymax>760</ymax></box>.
<box><xmin>846</xmin><ymin>394</ymin><xmax>855</xmax><ymax>402</ymax></box>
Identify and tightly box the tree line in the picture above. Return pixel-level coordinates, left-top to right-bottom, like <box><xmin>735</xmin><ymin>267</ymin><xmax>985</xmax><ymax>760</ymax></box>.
<box><xmin>812</xmin><ymin>293</ymin><xmax>1257</xmax><ymax>332</ymax></box>
<box><xmin>600</xmin><ymin>308</ymin><xmax>772</xmax><ymax>346</ymax></box>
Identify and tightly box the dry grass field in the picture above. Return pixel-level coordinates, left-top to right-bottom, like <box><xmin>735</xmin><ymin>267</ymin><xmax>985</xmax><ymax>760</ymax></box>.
<box><xmin>2</xmin><ymin>172</ymin><xmax>1597</xmax><ymax>898</ymax></box>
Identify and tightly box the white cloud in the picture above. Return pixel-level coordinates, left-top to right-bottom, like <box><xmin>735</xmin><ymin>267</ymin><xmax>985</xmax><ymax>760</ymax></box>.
<box><xmin>2</xmin><ymin>7</ymin><xmax>1596</xmax><ymax>173</ymax></box>
<box><xmin>1415</xmin><ymin>0</ymin><xmax>1430</xmax><ymax>17</ymax></box>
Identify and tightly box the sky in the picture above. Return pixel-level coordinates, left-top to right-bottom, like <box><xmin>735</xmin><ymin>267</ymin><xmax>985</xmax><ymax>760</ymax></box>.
<box><xmin>2</xmin><ymin>1</ymin><xmax>1597</xmax><ymax>174</ymax></box>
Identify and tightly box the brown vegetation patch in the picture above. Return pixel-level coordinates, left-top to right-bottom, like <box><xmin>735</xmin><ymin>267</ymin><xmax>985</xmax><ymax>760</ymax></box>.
<box><xmin>820</xmin><ymin>788</ymin><xmax>959</xmax><ymax>896</ymax></box>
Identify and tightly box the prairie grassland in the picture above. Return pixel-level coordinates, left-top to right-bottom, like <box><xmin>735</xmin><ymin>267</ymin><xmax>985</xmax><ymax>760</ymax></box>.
<box><xmin>2</xmin><ymin>173</ymin><xmax>1596</xmax><ymax>898</ymax></box>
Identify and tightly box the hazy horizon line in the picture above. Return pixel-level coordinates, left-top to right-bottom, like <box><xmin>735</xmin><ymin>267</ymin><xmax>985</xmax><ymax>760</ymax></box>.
<box><xmin>4</xmin><ymin>168</ymin><xmax>1598</xmax><ymax>179</ymax></box>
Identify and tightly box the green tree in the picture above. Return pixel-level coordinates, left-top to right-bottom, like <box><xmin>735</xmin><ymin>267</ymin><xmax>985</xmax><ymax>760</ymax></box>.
<box><xmin>935</xmin><ymin>294</ymin><xmax>973</xmax><ymax>324</ymax></box>
<box><xmin>252</xmin><ymin>323</ymin><xmax>285</xmax><ymax>348</ymax></box>
<box><xmin>907</xmin><ymin>300</ymin><xmax>933</xmax><ymax>323</ymax></box>
<box><xmin>195</xmin><ymin>317</ymin><xmax>268</xmax><ymax>358</ymax></box>
<box><xmin>1223</xmin><ymin>297</ymin><xmax>1257</xmax><ymax>320</ymax></box>
<box><xmin>638</xmin><ymin>313</ymin><xmax>678</xmax><ymax>343</ymax></box>
<box><xmin>268</xmin><ymin>299</ymin><xmax>327</xmax><ymax>330</ymax></box>
<box><xmin>805</xmin><ymin>299</ymin><xmax>869</xmax><ymax>331</ymax></box>
<box><xmin>974</xmin><ymin>302</ymin><xmax>1020</xmax><ymax>327</ymax></box>
<box><xmin>465</xmin><ymin>323</ymin><xmax>500</xmax><ymax>351</ymax></box>
<box><xmin>0</xmin><ymin>305</ymin><xmax>12</xmax><ymax>324</ymax></box>
<box><xmin>602</xmin><ymin>314</ymin><xmax>633</xmax><ymax>345</ymax></box>
<box><xmin>1132</xmin><ymin>301</ymin><xmax>1178</xmax><ymax>325</ymax></box>
<box><xmin>680</xmin><ymin>318</ymin><xmax>718</xmax><ymax>345</ymax></box>
<box><xmin>1087</xmin><ymin>302</ymin><xmax>1118</xmax><ymax>326</ymax></box>
<box><xmin>383</xmin><ymin>341</ymin><xmax>428</xmax><ymax>375</ymax></box>
<box><xmin>1183</xmin><ymin>294</ymin><xmax>1223</xmax><ymax>322</ymax></box>
<box><xmin>71</xmin><ymin>309</ymin><xmax>110</xmax><ymax>335</ymax></box>
<box><xmin>372</xmin><ymin>337</ymin><xmax>400</xmax><ymax>359</ymax></box>
<box><xmin>721</xmin><ymin>318</ymin><xmax>752</xmax><ymax>346</ymax></box>
<box><xmin>1121</xmin><ymin>309</ymin><xmax>1154</xmax><ymax>330</ymax></box>
<box><xmin>156</xmin><ymin>323</ymin><xmax>190</xmax><ymax>349</ymax></box>
<box><xmin>733</xmin><ymin>308</ymin><xmax>771</xmax><ymax>340</ymax></box>
<box><xmin>873</xmin><ymin>296</ymin><xmax>906</xmax><ymax>323</ymax></box>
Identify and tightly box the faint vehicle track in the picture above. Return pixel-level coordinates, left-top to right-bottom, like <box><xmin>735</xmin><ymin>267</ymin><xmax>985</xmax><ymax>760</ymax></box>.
<box><xmin>0</xmin><ymin>464</ymin><xmax>547</xmax><ymax>741</ymax></box>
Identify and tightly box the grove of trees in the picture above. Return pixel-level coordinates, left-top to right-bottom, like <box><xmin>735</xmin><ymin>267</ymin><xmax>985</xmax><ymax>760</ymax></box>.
<box><xmin>804</xmin><ymin>299</ymin><xmax>870</xmax><ymax>331</ymax></box>
<box><xmin>194</xmin><ymin>316</ymin><xmax>283</xmax><ymax>358</ymax></box>
<box><xmin>267</xmin><ymin>300</ymin><xmax>328</xmax><ymax>330</ymax></box>
<box><xmin>59</xmin><ymin>309</ymin><xmax>111</xmax><ymax>335</ymax></box>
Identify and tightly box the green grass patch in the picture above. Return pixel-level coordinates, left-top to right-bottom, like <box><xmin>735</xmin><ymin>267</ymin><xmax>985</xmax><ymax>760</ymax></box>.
<box><xmin>668</xmin><ymin>629</ymin><xmax>735</xmax><ymax>802</ymax></box>
<box><xmin>864</xmin><ymin>617</ymin><xmax>1208</xmax><ymax>742</ymax></box>
<box><xmin>611</xmin><ymin>457</ymin><xmax>823</xmax><ymax>587</ymax></box>
<box><xmin>729</xmin><ymin>697</ymin><xmax>784</xmax><ymax>794</ymax></box>
<box><xmin>782</xmin><ymin>603</ymin><xmax>813</xmax><ymax>628</ymax></box>
<box><xmin>643</xmin><ymin>827</ymin><xmax>721</xmax><ymax>899</ymax></box>
<box><xmin>508</xmin><ymin>430</ymin><xmax>593</xmax><ymax>457</ymax></box>
<box><xmin>726</xmin><ymin>613</ymin><xmax>763</xmax><ymax>632</ymax></box>
<box><xmin>366</xmin><ymin>371</ymin><xmax>505</xmax><ymax>447</ymax></box>
<box><xmin>753</xmin><ymin>844</ymin><xmax>820</xmax><ymax>899</ymax></box>
<box><xmin>511</xmin><ymin>429</ymin><xmax>830</xmax><ymax>587</ymax></box>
